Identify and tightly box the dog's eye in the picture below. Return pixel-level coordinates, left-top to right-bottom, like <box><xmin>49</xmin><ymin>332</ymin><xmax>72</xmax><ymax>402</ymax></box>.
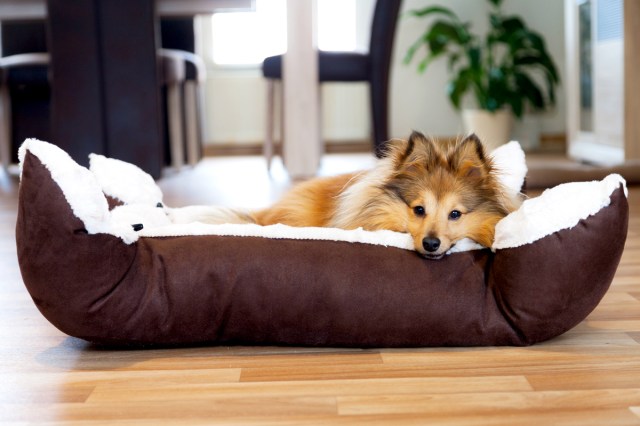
<box><xmin>449</xmin><ymin>210</ymin><xmax>462</xmax><ymax>220</ymax></box>
<box><xmin>413</xmin><ymin>206</ymin><xmax>426</xmax><ymax>217</ymax></box>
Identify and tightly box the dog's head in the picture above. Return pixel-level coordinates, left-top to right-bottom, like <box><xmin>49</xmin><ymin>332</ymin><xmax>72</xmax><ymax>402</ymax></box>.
<box><xmin>383</xmin><ymin>131</ymin><xmax>513</xmax><ymax>259</ymax></box>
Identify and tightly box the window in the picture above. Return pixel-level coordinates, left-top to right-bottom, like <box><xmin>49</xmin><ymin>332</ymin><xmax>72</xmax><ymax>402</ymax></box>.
<box><xmin>211</xmin><ymin>0</ymin><xmax>357</xmax><ymax>66</ymax></box>
<box><xmin>318</xmin><ymin>0</ymin><xmax>356</xmax><ymax>52</ymax></box>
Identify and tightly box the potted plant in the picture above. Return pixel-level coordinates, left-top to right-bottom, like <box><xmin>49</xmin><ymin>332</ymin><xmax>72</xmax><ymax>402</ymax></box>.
<box><xmin>404</xmin><ymin>0</ymin><xmax>560</xmax><ymax>150</ymax></box>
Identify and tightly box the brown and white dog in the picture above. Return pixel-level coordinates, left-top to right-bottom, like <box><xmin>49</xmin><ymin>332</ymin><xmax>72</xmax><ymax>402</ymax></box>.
<box><xmin>249</xmin><ymin>131</ymin><xmax>521</xmax><ymax>259</ymax></box>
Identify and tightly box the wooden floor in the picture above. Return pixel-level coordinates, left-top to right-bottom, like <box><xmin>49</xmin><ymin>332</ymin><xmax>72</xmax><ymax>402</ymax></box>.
<box><xmin>1</xmin><ymin>154</ymin><xmax>640</xmax><ymax>425</ymax></box>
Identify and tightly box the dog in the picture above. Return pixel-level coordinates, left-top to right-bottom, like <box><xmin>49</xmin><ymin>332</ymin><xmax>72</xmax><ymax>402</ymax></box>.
<box><xmin>249</xmin><ymin>131</ymin><xmax>521</xmax><ymax>259</ymax></box>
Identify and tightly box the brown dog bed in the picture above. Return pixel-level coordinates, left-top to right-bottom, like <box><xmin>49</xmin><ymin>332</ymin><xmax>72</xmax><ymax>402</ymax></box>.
<box><xmin>15</xmin><ymin>140</ymin><xmax>628</xmax><ymax>347</ymax></box>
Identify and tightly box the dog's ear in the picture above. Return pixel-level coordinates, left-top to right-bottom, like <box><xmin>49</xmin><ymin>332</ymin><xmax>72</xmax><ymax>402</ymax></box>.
<box><xmin>408</xmin><ymin>130</ymin><xmax>439</xmax><ymax>160</ymax></box>
<box><xmin>381</xmin><ymin>138</ymin><xmax>411</xmax><ymax>166</ymax></box>
<box><xmin>384</xmin><ymin>130</ymin><xmax>428</xmax><ymax>168</ymax></box>
<box><xmin>452</xmin><ymin>133</ymin><xmax>490</xmax><ymax>179</ymax></box>
<box><xmin>385</xmin><ymin>131</ymin><xmax>438</xmax><ymax>166</ymax></box>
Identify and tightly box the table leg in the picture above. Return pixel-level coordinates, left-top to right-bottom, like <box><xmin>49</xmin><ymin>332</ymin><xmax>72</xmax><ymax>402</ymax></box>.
<box><xmin>283</xmin><ymin>0</ymin><xmax>321</xmax><ymax>179</ymax></box>
<box><xmin>47</xmin><ymin>0</ymin><xmax>164</xmax><ymax>178</ymax></box>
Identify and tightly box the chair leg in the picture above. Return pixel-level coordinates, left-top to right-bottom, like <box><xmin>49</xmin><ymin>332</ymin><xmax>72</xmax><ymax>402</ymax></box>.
<box><xmin>0</xmin><ymin>85</ymin><xmax>11</xmax><ymax>170</ymax></box>
<box><xmin>195</xmin><ymin>81</ymin><xmax>206</xmax><ymax>161</ymax></box>
<box><xmin>279</xmin><ymin>81</ymin><xmax>286</xmax><ymax>166</ymax></box>
<box><xmin>370</xmin><ymin>75</ymin><xmax>389</xmax><ymax>157</ymax></box>
<box><xmin>184</xmin><ymin>81</ymin><xmax>203</xmax><ymax>166</ymax></box>
<box><xmin>166</xmin><ymin>82</ymin><xmax>185</xmax><ymax>169</ymax></box>
<box><xmin>264</xmin><ymin>79</ymin><xmax>276</xmax><ymax>172</ymax></box>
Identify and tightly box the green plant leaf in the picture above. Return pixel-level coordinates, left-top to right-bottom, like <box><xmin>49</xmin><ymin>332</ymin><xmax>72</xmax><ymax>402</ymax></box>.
<box><xmin>513</xmin><ymin>53</ymin><xmax>560</xmax><ymax>86</ymax></box>
<box><xmin>485</xmin><ymin>98</ymin><xmax>500</xmax><ymax>112</ymax></box>
<box><xmin>427</xmin><ymin>20</ymin><xmax>471</xmax><ymax>46</ymax></box>
<box><xmin>507</xmin><ymin>29</ymin><xmax>546</xmax><ymax>54</ymax></box>
<box><xmin>488</xmin><ymin>66</ymin><xmax>504</xmax><ymax>81</ymax></box>
<box><xmin>403</xmin><ymin>0</ymin><xmax>561</xmax><ymax>116</ymax></box>
<box><xmin>403</xmin><ymin>33</ymin><xmax>428</xmax><ymax>64</ymax></box>
<box><xmin>513</xmin><ymin>54</ymin><xmax>544</xmax><ymax>66</ymax></box>
<box><xmin>490</xmin><ymin>13</ymin><xmax>501</xmax><ymax>29</ymax></box>
<box><xmin>448</xmin><ymin>52</ymin><xmax>461</xmax><ymax>71</ymax></box>
<box><xmin>545</xmin><ymin>72</ymin><xmax>557</xmax><ymax>105</ymax></box>
<box><xmin>467</xmin><ymin>46</ymin><xmax>482</xmax><ymax>70</ymax></box>
<box><xmin>405</xmin><ymin>5</ymin><xmax>460</xmax><ymax>21</ymax></box>
<box><xmin>447</xmin><ymin>68</ymin><xmax>471</xmax><ymax>109</ymax></box>
<box><xmin>418</xmin><ymin>54</ymin><xmax>435</xmax><ymax>73</ymax></box>
<box><xmin>508</xmin><ymin>96</ymin><xmax>524</xmax><ymax>118</ymax></box>
<box><xmin>486</xmin><ymin>67</ymin><xmax>511</xmax><ymax>110</ymax></box>
<box><xmin>403</xmin><ymin>18</ymin><xmax>472</xmax><ymax>72</ymax></box>
<box><xmin>500</xmin><ymin>16</ymin><xmax>526</xmax><ymax>34</ymax></box>
<box><xmin>515</xmin><ymin>72</ymin><xmax>545</xmax><ymax>109</ymax></box>
<box><xmin>538</xmin><ymin>54</ymin><xmax>560</xmax><ymax>83</ymax></box>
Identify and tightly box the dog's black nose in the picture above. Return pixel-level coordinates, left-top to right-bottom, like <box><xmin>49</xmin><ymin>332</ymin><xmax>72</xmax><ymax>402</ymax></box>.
<box><xmin>423</xmin><ymin>237</ymin><xmax>441</xmax><ymax>252</ymax></box>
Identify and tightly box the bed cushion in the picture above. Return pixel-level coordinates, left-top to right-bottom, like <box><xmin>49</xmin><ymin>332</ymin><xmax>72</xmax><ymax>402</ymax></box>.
<box><xmin>15</xmin><ymin>140</ymin><xmax>628</xmax><ymax>347</ymax></box>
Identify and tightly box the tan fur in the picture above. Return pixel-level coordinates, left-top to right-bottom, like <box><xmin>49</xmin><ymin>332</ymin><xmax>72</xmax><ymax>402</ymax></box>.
<box><xmin>252</xmin><ymin>173</ymin><xmax>359</xmax><ymax>227</ymax></box>
<box><xmin>251</xmin><ymin>131</ymin><xmax>522</xmax><ymax>259</ymax></box>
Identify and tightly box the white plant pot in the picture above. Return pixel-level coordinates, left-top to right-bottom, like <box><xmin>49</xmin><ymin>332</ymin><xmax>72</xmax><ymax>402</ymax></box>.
<box><xmin>512</xmin><ymin>114</ymin><xmax>541</xmax><ymax>152</ymax></box>
<box><xmin>461</xmin><ymin>109</ymin><xmax>513</xmax><ymax>152</ymax></box>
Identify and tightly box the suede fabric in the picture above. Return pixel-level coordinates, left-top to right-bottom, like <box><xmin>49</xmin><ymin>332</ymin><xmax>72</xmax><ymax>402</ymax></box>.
<box><xmin>16</xmin><ymin>153</ymin><xmax>628</xmax><ymax>347</ymax></box>
<box><xmin>489</xmin><ymin>188</ymin><xmax>628</xmax><ymax>344</ymax></box>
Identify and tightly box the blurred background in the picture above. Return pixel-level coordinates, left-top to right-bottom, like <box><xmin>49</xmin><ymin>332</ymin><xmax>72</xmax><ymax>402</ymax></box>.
<box><xmin>1</xmin><ymin>0</ymin><xmax>637</xmax><ymax>183</ymax></box>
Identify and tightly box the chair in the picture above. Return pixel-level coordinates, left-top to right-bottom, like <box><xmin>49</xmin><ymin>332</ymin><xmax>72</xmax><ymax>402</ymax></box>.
<box><xmin>0</xmin><ymin>18</ymin><xmax>206</xmax><ymax>171</ymax></box>
<box><xmin>158</xmin><ymin>49</ymin><xmax>187</xmax><ymax>169</ymax></box>
<box><xmin>0</xmin><ymin>21</ymin><xmax>50</xmax><ymax>170</ymax></box>
<box><xmin>160</xmin><ymin>18</ymin><xmax>207</xmax><ymax>168</ymax></box>
<box><xmin>0</xmin><ymin>53</ymin><xmax>51</xmax><ymax>170</ymax></box>
<box><xmin>261</xmin><ymin>0</ymin><xmax>403</xmax><ymax>170</ymax></box>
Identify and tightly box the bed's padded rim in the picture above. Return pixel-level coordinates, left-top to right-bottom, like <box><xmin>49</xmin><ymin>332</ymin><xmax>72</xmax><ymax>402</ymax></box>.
<box><xmin>16</xmin><ymin>153</ymin><xmax>137</xmax><ymax>340</ymax></box>
<box><xmin>489</xmin><ymin>186</ymin><xmax>628</xmax><ymax>344</ymax></box>
<box><xmin>16</xmin><ymin>151</ymin><xmax>628</xmax><ymax>347</ymax></box>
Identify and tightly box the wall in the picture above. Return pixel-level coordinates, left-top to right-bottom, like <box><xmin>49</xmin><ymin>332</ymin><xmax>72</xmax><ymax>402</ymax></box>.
<box><xmin>198</xmin><ymin>0</ymin><xmax>566</xmax><ymax>148</ymax></box>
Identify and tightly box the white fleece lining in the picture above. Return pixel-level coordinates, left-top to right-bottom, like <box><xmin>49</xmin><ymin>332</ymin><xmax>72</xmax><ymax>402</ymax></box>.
<box><xmin>140</xmin><ymin>222</ymin><xmax>416</xmax><ymax>249</ymax></box>
<box><xmin>19</xmin><ymin>139</ymin><xmax>139</xmax><ymax>243</ymax></box>
<box><xmin>17</xmin><ymin>140</ymin><xmax>419</xmax><ymax>249</ymax></box>
<box><xmin>89</xmin><ymin>153</ymin><xmax>164</xmax><ymax>206</ymax></box>
<box><xmin>490</xmin><ymin>141</ymin><xmax>527</xmax><ymax>200</ymax></box>
<box><xmin>492</xmin><ymin>173</ymin><xmax>627</xmax><ymax>250</ymax></box>
<box><xmin>137</xmin><ymin>223</ymin><xmax>484</xmax><ymax>254</ymax></box>
<box><xmin>19</xmin><ymin>139</ymin><xmax>627</xmax><ymax>253</ymax></box>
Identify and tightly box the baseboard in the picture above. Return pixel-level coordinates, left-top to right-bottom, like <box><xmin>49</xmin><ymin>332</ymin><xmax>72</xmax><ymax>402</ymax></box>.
<box><xmin>203</xmin><ymin>140</ymin><xmax>373</xmax><ymax>157</ymax></box>
<box><xmin>203</xmin><ymin>134</ymin><xmax>567</xmax><ymax>157</ymax></box>
<box><xmin>538</xmin><ymin>133</ymin><xmax>567</xmax><ymax>153</ymax></box>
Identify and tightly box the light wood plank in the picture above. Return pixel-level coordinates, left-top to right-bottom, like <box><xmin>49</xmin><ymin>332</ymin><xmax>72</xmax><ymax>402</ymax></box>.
<box><xmin>337</xmin><ymin>389</ymin><xmax>640</xmax><ymax>416</ymax></box>
<box><xmin>86</xmin><ymin>376</ymin><xmax>533</xmax><ymax>403</ymax></box>
<box><xmin>3</xmin><ymin>406</ymin><xmax>640</xmax><ymax>426</ymax></box>
<box><xmin>527</xmin><ymin>370</ymin><xmax>640</xmax><ymax>391</ymax></box>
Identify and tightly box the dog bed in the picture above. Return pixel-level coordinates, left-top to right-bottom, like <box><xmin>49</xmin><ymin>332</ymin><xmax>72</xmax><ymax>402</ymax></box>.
<box><xmin>16</xmin><ymin>139</ymin><xmax>628</xmax><ymax>347</ymax></box>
